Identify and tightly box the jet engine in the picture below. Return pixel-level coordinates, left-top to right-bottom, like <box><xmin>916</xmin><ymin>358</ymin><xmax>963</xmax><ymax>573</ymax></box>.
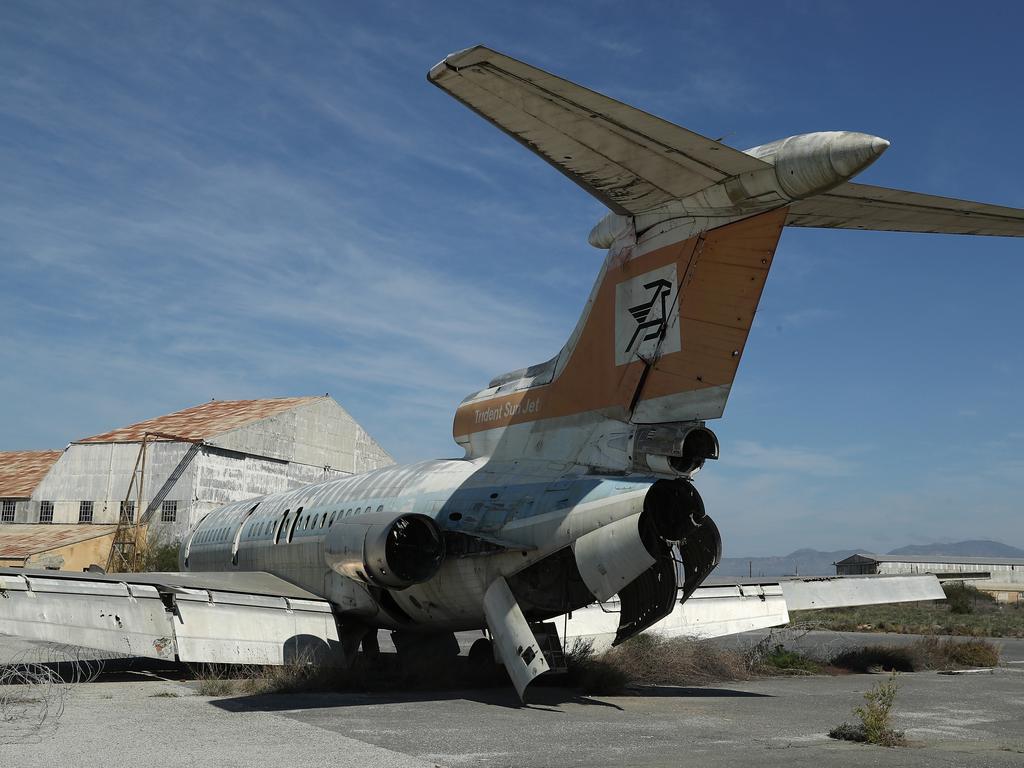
<box><xmin>632</xmin><ymin>423</ymin><xmax>719</xmax><ymax>477</ymax></box>
<box><xmin>572</xmin><ymin>478</ymin><xmax>707</xmax><ymax>603</ymax></box>
<box><xmin>572</xmin><ymin>478</ymin><xmax>720</xmax><ymax>644</ymax></box>
<box><xmin>324</xmin><ymin>511</ymin><xmax>444</xmax><ymax>589</ymax></box>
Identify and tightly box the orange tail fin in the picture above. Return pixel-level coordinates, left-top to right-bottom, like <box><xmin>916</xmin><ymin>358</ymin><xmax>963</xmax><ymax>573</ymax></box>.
<box><xmin>454</xmin><ymin>208</ymin><xmax>787</xmax><ymax>454</ymax></box>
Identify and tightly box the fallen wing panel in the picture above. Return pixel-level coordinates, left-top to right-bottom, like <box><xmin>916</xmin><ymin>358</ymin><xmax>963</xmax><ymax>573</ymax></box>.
<box><xmin>786</xmin><ymin>181</ymin><xmax>1024</xmax><ymax>236</ymax></box>
<box><xmin>429</xmin><ymin>45</ymin><xmax>769</xmax><ymax>214</ymax></box>
<box><xmin>171</xmin><ymin>589</ymin><xmax>339</xmax><ymax>665</ymax></box>
<box><xmin>0</xmin><ymin>569</ymin><xmax>340</xmax><ymax>665</ymax></box>
<box><xmin>0</xmin><ymin>572</ymin><xmax>177</xmax><ymax>660</ymax></box>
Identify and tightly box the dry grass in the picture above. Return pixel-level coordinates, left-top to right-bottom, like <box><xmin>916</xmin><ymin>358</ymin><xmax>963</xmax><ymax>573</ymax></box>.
<box><xmin>189</xmin><ymin>633</ymin><xmax>1002</xmax><ymax>700</ymax></box>
<box><xmin>829</xmin><ymin>636</ymin><xmax>1000</xmax><ymax>672</ymax></box>
<box><xmin>792</xmin><ymin>588</ymin><xmax>1023</xmax><ymax>638</ymax></box>
<box><xmin>565</xmin><ymin>634</ymin><xmax>789</xmax><ymax>694</ymax></box>
<box><xmin>756</xmin><ymin>644</ymin><xmax>823</xmax><ymax>675</ymax></box>
<box><xmin>193</xmin><ymin>660</ymin><xmax>376</xmax><ymax>697</ymax></box>
<box><xmin>190</xmin><ymin>650</ymin><xmax>510</xmax><ymax>698</ymax></box>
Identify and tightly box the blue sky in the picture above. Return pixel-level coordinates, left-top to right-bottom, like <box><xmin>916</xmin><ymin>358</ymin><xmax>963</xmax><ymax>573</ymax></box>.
<box><xmin>2</xmin><ymin>1</ymin><xmax>1022</xmax><ymax>555</ymax></box>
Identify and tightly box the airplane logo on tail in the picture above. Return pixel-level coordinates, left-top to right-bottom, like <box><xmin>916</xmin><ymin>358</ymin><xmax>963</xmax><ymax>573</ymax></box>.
<box><xmin>625</xmin><ymin>278</ymin><xmax>673</xmax><ymax>354</ymax></box>
<box><xmin>615</xmin><ymin>265</ymin><xmax>681</xmax><ymax>366</ymax></box>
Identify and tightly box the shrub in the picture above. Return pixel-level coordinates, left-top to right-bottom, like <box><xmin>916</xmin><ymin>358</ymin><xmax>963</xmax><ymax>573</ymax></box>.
<box><xmin>943</xmin><ymin>583</ymin><xmax>997</xmax><ymax>615</ymax></box>
<box><xmin>138</xmin><ymin>541</ymin><xmax>181</xmax><ymax>572</ymax></box>
<box><xmin>830</xmin><ymin>646</ymin><xmax>917</xmax><ymax>673</ymax></box>
<box><xmin>939</xmin><ymin>638</ymin><xmax>1000</xmax><ymax>668</ymax></box>
<box><xmin>564</xmin><ymin>639</ymin><xmax>630</xmax><ymax>695</ymax></box>
<box><xmin>829</xmin><ymin>672</ymin><xmax>906</xmax><ymax>747</ymax></box>
<box><xmin>757</xmin><ymin>644</ymin><xmax>822</xmax><ymax>675</ymax></box>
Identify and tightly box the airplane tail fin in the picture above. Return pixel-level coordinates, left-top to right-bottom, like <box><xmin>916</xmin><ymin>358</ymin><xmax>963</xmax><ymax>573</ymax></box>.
<box><xmin>434</xmin><ymin>46</ymin><xmax>1024</xmax><ymax>461</ymax></box>
<box><xmin>452</xmin><ymin>208</ymin><xmax>787</xmax><ymax>455</ymax></box>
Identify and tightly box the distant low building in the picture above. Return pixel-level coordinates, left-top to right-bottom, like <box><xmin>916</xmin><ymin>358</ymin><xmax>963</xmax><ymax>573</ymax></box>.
<box><xmin>0</xmin><ymin>396</ymin><xmax>393</xmax><ymax>569</ymax></box>
<box><xmin>835</xmin><ymin>553</ymin><xmax>1024</xmax><ymax>603</ymax></box>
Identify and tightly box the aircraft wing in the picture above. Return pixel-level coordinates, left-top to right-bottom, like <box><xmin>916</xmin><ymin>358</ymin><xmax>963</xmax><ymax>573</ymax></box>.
<box><xmin>787</xmin><ymin>181</ymin><xmax>1024</xmax><ymax>235</ymax></box>
<box><xmin>0</xmin><ymin>568</ymin><xmax>340</xmax><ymax>665</ymax></box>
<box><xmin>428</xmin><ymin>45</ymin><xmax>769</xmax><ymax>215</ymax></box>
<box><xmin>563</xmin><ymin>574</ymin><xmax>944</xmax><ymax>651</ymax></box>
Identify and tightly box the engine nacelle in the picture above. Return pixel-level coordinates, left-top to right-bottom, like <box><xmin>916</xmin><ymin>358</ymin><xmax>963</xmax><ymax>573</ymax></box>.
<box><xmin>632</xmin><ymin>423</ymin><xmax>719</xmax><ymax>477</ymax></box>
<box><xmin>572</xmin><ymin>478</ymin><xmax>706</xmax><ymax>601</ymax></box>
<box><xmin>324</xmin><ymin>511</ymin><xmax>444</xmax><ymax>590</ymax></box>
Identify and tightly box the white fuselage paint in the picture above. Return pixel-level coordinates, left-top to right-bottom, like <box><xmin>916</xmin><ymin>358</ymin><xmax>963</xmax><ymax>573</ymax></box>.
<box><xmin>183</xmin><ymin>456</ymin><xmax>654</xmax><ymax>632</ymax></box>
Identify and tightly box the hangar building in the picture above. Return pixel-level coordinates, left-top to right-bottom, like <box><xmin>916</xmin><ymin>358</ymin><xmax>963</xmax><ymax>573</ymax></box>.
<box><xmin>0</xmin><ymin>396</ymin><xmax>393</xmax><ymax>567</ymax></box>
<box><xmin>0</xmin><ymin>450</ymin><xmax>62</xmax><ymax>525</ymax></box>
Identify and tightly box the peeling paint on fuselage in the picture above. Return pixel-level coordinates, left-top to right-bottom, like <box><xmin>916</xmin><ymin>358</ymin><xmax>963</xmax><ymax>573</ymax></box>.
<box><xmin>183</xmin><ymin>458</ymin><xmax>655</xmax><ymax>631</ymax></box>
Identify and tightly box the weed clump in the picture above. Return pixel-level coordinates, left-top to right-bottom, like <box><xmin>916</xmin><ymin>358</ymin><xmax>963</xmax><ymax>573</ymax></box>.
<box><xmin>190</xmin><ymin>645</ymin><xmax>511</xmax><ymax>698</ymax></box>
<box><xmin>829</xmin><ymin>672</ymin><xmax>906</xmax><ymax>747</ymax></box>
<box><xmin>757</xmin><ymin>644</ymin><xmax>822</xmax><ymax>675</ymax></box>
<box><xmin>564</xmin><ymin>639</ymin><xmax>630</xmax><ymax>695</ymax></box>
<box><xmin>829</xmin><ymin>637</ymin><xmax>1000</xmax><ymax>672</ymax></box>
<box><xmin>830</xmin><ymin>645</ymin><xmax>917</xmax><ymax>673</ymax></box>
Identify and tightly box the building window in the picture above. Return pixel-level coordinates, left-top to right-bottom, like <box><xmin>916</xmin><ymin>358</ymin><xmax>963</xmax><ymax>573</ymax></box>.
<box><xmin>79</xmin><ymin>501</ymin><xmax>94</xmax><ymax>524</ymax></box>
<box><xmin>161</xmin><ymin>500</ymin><xmax>177</xmax><ymax>523</ymax></box>
<box><xmin>120</xmin><ymin>500</ymin><xmax>136</xmax><ymax>523</ymax></box>
<box><xmin>1</xmin><ymin>500</ymin><xmax>14</xmax><ymax>523</ymax></box>
<box><xmin>39</xmin><ymin>501</ymin><xmax>54</xmax><ymax>524</ymax></box>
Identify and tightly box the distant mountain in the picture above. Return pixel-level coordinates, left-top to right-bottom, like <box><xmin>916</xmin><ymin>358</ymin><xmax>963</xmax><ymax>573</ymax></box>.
<box><xmin>886</xmin><ymin>540</ymin><xmax>1024</xmax><ymax>558</ymax></box>
<box><xmin>714</xmin><ymin>539</ymin><xmax>1024</xmax><ymax>578</ymax></box>
<box><xmin>715</xmin><ymin>548</ymin><xmax>861</xmax><ymax>578</ymax></box>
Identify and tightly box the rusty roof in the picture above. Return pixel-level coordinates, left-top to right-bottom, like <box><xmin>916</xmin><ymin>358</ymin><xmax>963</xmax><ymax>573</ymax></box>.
<box><xmin>75</xmin><ymin>396</ymin><xmax>325</xmax><ymax>444</ymax></box>
<box><xmin>0</xmin><ymin>450</ymin><xmax>63</xmax><ymax>498</ymax></box>
<box><xmin>0</xmin><ymin>524</ymin><xmax>116</xmax><ymax>558</ymax></box>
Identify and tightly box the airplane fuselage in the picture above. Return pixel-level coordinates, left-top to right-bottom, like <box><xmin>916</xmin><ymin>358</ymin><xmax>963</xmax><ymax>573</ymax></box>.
<box><xmin>182</xmin><ymin>458</ymin><xmax>654</xmax><ymax>632</ymax></box>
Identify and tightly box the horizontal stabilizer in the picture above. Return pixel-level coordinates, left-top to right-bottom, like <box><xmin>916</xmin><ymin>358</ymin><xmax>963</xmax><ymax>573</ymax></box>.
<box><xmin>428</xmin><ymin>45</ymin><xmax>768</xmax><ymax>215</ymax></box>
<box><xmin>562</xmin><ymin>574</ymin><xmax>944</xmax><ymax>651</ymax></box>
<box><xmin>775</xmin><ymin>573</ymin><xmax>944</xmax><ymax>610</ymax></box>
<box><xmin>787</xmin><ymin>181</ymin><xmax>1024</xmax><ymax>236</ymax></box>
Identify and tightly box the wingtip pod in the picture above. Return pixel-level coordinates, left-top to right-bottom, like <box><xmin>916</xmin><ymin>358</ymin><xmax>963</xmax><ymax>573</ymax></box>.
<box><xmin>745</xmin><ymin>131</ymin><xmax>890</xmax><ymax>199</ymax></box>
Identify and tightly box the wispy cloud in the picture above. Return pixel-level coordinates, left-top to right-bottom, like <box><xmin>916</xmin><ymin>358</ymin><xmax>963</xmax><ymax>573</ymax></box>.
<box><xmin>2</xmin><ymin>2</ymin><xmax>1023</xmax><ymax>556</ymax></box>
<box><xmin>726</xmin><ymin>440</ymin><xmax>855</xmax><ymax>476</ymax></box>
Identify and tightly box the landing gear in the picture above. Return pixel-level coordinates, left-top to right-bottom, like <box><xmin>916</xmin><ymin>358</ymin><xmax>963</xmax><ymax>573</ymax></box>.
<box><xmin>391</xmin><ymin>630</ymin><xmax>460</xmax><ymax>663</ymax></box>
<box><xmin>361</xmin><ymin>629</ymin><xmax>380</xmax><ymax>659</ymax></box>
<box><xmin>468</xmin><ymin>637</ymin><xmax>495</xmax><ymax>665</ymax></box>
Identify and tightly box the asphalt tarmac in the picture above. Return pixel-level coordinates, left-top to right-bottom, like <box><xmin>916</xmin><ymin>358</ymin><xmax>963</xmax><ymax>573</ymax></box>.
<box><xmin>2</xmin><ymin>632</ymin><xmax>1023</xmax><ymax>767</ymax></box>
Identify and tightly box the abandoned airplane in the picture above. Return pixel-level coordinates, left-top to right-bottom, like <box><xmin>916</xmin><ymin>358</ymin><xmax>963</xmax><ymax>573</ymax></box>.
<box><xmin>3</xmin><ymin>46</ymin><xmax>1023</xmax><ymax>702</ymax></box>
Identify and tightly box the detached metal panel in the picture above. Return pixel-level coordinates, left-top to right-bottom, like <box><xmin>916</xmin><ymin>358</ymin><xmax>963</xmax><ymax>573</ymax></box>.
<box><xmin>0</xmin><ymin>572</ymin><xmax>177</xmax><ymax>660</ymax></box>
<box><xmin>0</xmin><ymin>570</ymin><xmax>339</xmax><ymax>666</ymax></box>
<box><xmin>172</xmin><ymin>589</ymin><xmax>340</xmax><ymax>665</ymax></box>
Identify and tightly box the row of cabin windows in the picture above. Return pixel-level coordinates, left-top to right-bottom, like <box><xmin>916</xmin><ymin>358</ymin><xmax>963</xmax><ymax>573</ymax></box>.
<box><xmin>263</xmin><ymin>504</ymin><xmax>386</xmax><ymax>543</ymax></box>
<box><xmin>193</xmin><ymin>504</ymin><xmax>386</xmax><ymax>549</ymax></box>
